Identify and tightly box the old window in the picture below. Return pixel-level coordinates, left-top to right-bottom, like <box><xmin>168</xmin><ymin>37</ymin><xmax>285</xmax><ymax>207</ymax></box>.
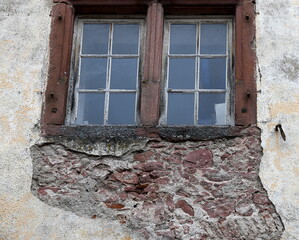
<box><xmin>161</xmin><ymin>19</ymin><xmax>233</xmax><ymax>125</ymax></box>
<box><xmin>69</xmin><ymin>19</ymin><xmax>145</xmax><ymax>125</ymax></box>
<box><xmin>69</xmin><ymin>17</ymin><xmax>233</xmax><ymax>126</ymax></box>
<box><xmin>43</xmin><ymin>0</ymin><xmax>256</xmax><ymax>134</ymax></box>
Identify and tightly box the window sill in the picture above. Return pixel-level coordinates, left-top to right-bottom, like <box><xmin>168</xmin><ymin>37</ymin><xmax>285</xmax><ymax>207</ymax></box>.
<box><xmin>42</xmin><ymin>124</ymin><xmax>256</xmax><ymax>142</ymax></box>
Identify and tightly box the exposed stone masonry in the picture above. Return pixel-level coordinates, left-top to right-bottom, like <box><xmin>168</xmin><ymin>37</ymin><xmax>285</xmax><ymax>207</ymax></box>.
<box><xmin>31</xmin><ymin>127</ymin><xmax>284</xmax><ymax>239</ymax></box>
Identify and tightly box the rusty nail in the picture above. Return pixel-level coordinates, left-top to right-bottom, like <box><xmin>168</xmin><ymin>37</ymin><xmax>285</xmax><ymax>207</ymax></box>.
<box><xmin>246</xmin><ymin>90</ymin><xmax>251</xmax><ymax>98</ymax></box>
<box><xmin>275</xmin><ymin>124</ymin><xmax>286</xmax><ymax>141</ymax></box>
<box><xmin>52</xmin><ymin>108</ymin><xmax>57</xmax><ymax>113</ymax></box>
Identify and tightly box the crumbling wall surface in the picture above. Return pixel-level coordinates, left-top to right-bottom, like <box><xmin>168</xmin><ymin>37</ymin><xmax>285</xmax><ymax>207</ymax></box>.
<box><xmin>30</xmin><ymin>126</ymin><xmax>284</xmax><ymax>239</ymax></box>
<box><xmin>256</xmin><ymin>0</ymin><xmax>299</xmax><ymax>239</ymax></box>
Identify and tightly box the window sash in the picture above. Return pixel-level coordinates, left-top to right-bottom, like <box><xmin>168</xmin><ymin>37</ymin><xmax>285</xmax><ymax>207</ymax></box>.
<box><xmin>160</xmin><ymin>18</ymin><xmax>234</xmax><ymax>126</ymax></box>
<box><xmin>67</xmin><ymin>18</ymin><xmax>145</xmax><ymax>125</ymax></box>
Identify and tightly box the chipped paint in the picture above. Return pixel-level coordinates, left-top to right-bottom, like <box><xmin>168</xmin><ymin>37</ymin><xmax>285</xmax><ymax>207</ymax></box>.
<box><xmin>270</xmin><ymin>95</ymin><xmax>299</xmax><ymax>117</ymax></box>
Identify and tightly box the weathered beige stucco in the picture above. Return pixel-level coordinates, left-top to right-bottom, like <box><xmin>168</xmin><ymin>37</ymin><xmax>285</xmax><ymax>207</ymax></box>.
<box><xmin>256</xmin><ymin>0</ymin><xmax>299</xmax><ymax>239</ymax></box>
<box><xmin>0</xmin><ymin>0</ymin><xmax>298</xmax><ymax>239</ymax></box>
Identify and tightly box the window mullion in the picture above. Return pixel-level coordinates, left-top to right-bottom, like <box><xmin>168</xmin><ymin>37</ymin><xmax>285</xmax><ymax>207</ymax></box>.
<box><xmin>139</xmin><ymin>2</ymin><xmax>164</xmax><ymax>126</ymax></box>
<box><xmin>195</xmin><ymin>22</ymin><xmax>200</xmax><ymax>125</ymax></box>
<box><xmin>104</xmin><ymin>23</ymin><xmax>113</xmax><ymax>125</ymax></box>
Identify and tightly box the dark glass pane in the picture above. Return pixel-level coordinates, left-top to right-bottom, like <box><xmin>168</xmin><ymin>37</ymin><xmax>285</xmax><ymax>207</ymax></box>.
<box><xmin>79</xmin><ymin>58</ymin><xmax>107</xmax><ymax>89</ymax></box>
<box><xmin>200</xmin><ymin>24</ymin><xmax>227</xmax><ymax>54</ymax></box>
<box><xmin>108</xmin><ymin>93</ymin><xmax>136</xmax><ymax>125</ymax></box>
<box><xmin>110</xmin><ymin>58</ymin><xmax>138</xmax><ymax>89</ymax></box>
<box><xmin>168</xmin><ymin>93</ymin><xmax>194</xmax><ymax>125</ymax></box>
<box><xmin>170</xmin><ymin>24</ymin><xmax>196</xmax><ymax>54</ymax></box>
<box><xmin>198</xmin><ymin>93</ymin><xmax>226</xmax><ymax>125</ymax></box>
<box><xmin>168</xmin><ymin>58</ymin><xmax>195</xmax><ymax>89</ymax></box>
<box><xmin>82</xmin><ymin>24</ymin><xmax>109</xmax><ymax>54</ymax></box>
<box><xmin>76</xmin><ymin>93</ymin><xmax>105</xmax><ymax>125</ymax></box>
<box><xmin>112</xmin><ymin>24</ymin><xmax>139</xmax><ymax>54</ymax></box>
<box><xmin>200</xmin><ymin>58</ymin><xmax>226</xmax><ymax>89</ymax></box>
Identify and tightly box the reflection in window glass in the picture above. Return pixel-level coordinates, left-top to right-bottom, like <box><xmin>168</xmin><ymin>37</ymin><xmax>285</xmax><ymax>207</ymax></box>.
<box><xmin>168</xmin><ymin>93</ymin><xmax>194</xmax><ymax>125</ymax></box>
<box><xmin>75</xmin><ymin>21</ymin><xmax>141</xmax><ymax>125</ymax></box>
<box><xmin>76</xmin><ymin>93</ymin><xmax>105</xmax><ymax>125</ymax></box>
<box><xmin>165</xmin><ymin>21</ymin><xmax>230</xmax><ymax>125</ymax></box>
<box><xmin>79</xmin><ymin>58</ymin><xmax>107</xmax><ymax>89</ymax></box>
<box><xmin>82</xmin><ymin>24</ymin><xmax>109</xmax><ymax>54</ymax></box>
<box><xmin>108</xmin><ymin>93</ymin><xmax>136</xmax><ymax>125</ymax></box>
<box><xmin>200</xmin><ymin>24</ymin><xmax>227</xmax><ymax>54</ymax></box>
<box><xmin>200</xmin><ymin>58</ymin><xmax>226</xmax><ymax>89</ymax></box>
<box><xmin>112</xmin><ymin>24</ymin><xmax>140</xmax><ymax>54</ymax></box>
<box><xmin>110</xmin><ymin>58</ymin><xmax>138</xmax><ymax>89</ymax></box>
<box><xmin>168</xmin><ymin>58</ymin><xmax>195</xmax><ymax>89</ymax></box>
<box><xmin>170</xmin><ymin>24</ymin><xmax>196</xmax><ymax>54</ymax></box>
<box><xmin>198</xmin><ymin>93</ymin><xmax>226</xmax><ymax>125</ymax></box>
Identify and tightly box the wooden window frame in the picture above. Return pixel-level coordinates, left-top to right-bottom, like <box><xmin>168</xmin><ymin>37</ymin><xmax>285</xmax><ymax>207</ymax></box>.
<box><xmin>67</xmin><ymin>18</ymin><xmax>145</xmax><ymax>125</ymax></box>
<box><xmin>160</xmin><ymin>17</ymin><xmax>234</xmax><ymax>126</ymax></box>
<box><xmin>42</xmin><ymin>0</ymin><xmax>256</xmax><ymax>134</ymax></box>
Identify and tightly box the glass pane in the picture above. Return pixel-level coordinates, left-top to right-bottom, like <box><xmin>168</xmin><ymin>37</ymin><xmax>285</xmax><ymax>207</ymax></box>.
<box><xmin>79</xmin><ymin>58</ymin><xmax>107</xmax><ymax>89</ymax></box>
<box><xmin>168</xmin><ymin>58</ymin><xmax>195</xmax><ymax>89</ymax></box>
<box><xmin>200</xmin><ymin>58</ymin><xmax>226</xmax><ymax>89</ymax></box>
<box><xmin>170</xmin><ymin>24</ymin><xmax>196</xmax><ymax>54</ymax></box>
<box><xmin>112</xmin><ymin>24</ymin><xmax>139</xmax><ymax>54</ymax></box>
<box><xmin>110</xmin><ymin>58</ymin><xmax>138</xmax><ymax>89</ymax></box>
<box><xmin>108</xmin><ymin>93</ymin><xmax>136</xmax><ymax>125</ymax></box>
<box><xmin>82</xmin><ymin>24</ymin><xmax>109</xmax><ymax>54</ymax></box>
<box><xmin>168</xmin><ymin>93</ymin><xmax>194</xmax><ymax>125</ymax></box>
<box><xmin>198</xmin><ymin>93</ymin><xmax>226</xmax><ymax>125</ymax></box>
<box><xmin>200</xmin><ymin>24</ymin><xmax>227</xmax><ymax>54</ymax></box>
<box><xmin>76</xmin><ymin>93</ymin><xmax>105</xmax><ymax>125</ymax></box>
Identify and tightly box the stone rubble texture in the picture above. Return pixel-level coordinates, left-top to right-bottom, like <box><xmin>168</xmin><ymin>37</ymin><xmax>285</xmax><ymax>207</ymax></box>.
<box><xmin>31</xmin><ymin>127</ymin><xmax>284</xmax><ymax>240</ymax></box>
<box><xmin>0</xmin><ymin>0</ymin><xmax>298</xmax><ymax>240</ymax></box>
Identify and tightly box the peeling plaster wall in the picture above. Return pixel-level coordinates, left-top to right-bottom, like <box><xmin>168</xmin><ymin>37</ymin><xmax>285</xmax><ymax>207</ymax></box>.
<box><xmin>0</xmin><ymin>0</ymin><xmax>298</xmax><ymax>240</ymax></box>
<box><xmin>256</xmin><ymin>0</ymin><xmax>299</xmax><ymax>239</ymax></box>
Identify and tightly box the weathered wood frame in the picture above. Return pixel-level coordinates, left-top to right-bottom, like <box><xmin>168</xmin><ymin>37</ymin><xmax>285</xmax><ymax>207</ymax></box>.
<box><xmin>42</xmin><ymin>0</ymin><xmax>256</xmax><ymax>134</ymax></box>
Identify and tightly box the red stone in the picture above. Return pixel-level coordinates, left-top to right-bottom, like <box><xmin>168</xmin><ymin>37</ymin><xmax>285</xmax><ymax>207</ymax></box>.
<box><xmin>174</xmin><ymin>146</ymin><xmax>187</xmax><ymax>150</ymax></box>
<box><xmin>235</xmin><ymin>200</ymin><xmax>254</xmax><ymax>216</ymax></box>
<box><xmin>184</xmin><ymin>149</ymin><xmax>213</xmax><ymax>168</ymax></box>
<box><xmin>221</xmin><ymin>153</ymin><xmax>230</xmax><ymax>160</ymax></box>
<box><xmin>38</xmin><ymin>187</ymin><xmax>60</xmax><ymax>195</ymax></box>
<box><xmin>139</xmin><ymin>172</ymin><xmax>153</xmax><ymax>183</ymax></box>
<box><xmin>155</xmin><ymin>177</ymin><xmax>170</xmax><ymax>184</ymax></box>
<box><xmin>143</xmin><ymin>185</ymin><xmax>159</xmax><ymax>192</ymax></box>
<box><xmin>150</xmin><ymin>144</ymin><xmax>167</xmax><ymax>149</ymax></box>
<box><xmin>202</xmin><ymin>200</ymin><xmax>234</xmax><ymax>218</ymax></box>
<box><xmin>175</xmin><ymin>200</ymin><xmax>194</xmax><ymax>216</ymax></box>
<box><xmin>135</xmin><ymin>128</ymin><xmax>160</xmax><ymax>138</ymax></box>
<box><xmin>134</xmin><ymin>151</ymin><xmax>155</xmax><ymax>162</ymax></box>
<box><xmin>253</xmin><ymin>193</ymin><xmax>271</xmax><ymax>205</ymax></box>
<box><xmin>104</xmin><ymin>202</ymin><xmax>125</xmax><ymax>209</ymax></box>
<box><xmin>124</xmin><ymin>186</ymin><xmax>137</xmax><ymax>192</ymax></box>
<box><xmin>150</xmin><ymin>170</ymin><xmax>170</xmax><ymax>178</ymax></box>
<box><xmin>211</xmin><ymin>189</ymin><xmax>224</xmax><ymax>198</ymax></box>
<box><xmin>166</xmin><ymin>195</ymin><xmax>175</xmax><ymax>212</ymax></box>
<box><xmin>200</xmin><ymin>180</ymin><xmax>213</xmax><ymax>191</ymax></box>
<box><xmin>176</xmin><ymin>189</ymin><xmax>191</xmax><ymax>197</ymax></box>
<box><xmin>113</xmin><ymin>171</ymin><xmax>139</xmax><ymax>185</ymax></box>
<box><xmin>133</xmin><ymin>162</ymin><xmax>164</xmax><ymax>172</ymax></box>
<box><xmin>204</xmin><ymin>171</ymin><xmax>233</xmax><ymax>182</ymax></box>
